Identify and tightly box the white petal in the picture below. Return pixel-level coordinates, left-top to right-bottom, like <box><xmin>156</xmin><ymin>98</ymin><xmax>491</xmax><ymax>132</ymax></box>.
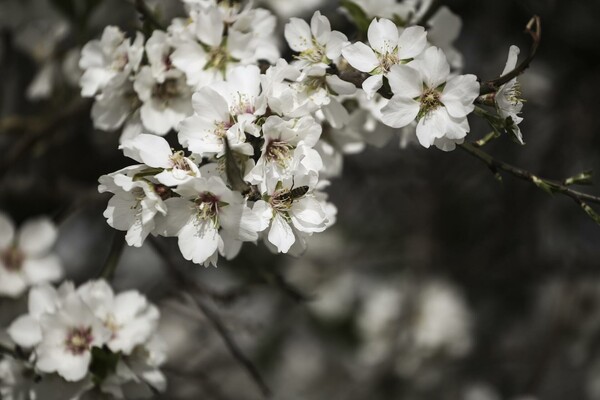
<box><xmin>22</xmin><ymin>255</ymin><xmax>63</xmax><ymax>285</ymax></box>
<box><xmin>310</xmin><ymin>11</ymin><xmax>331</xmax><ymax>43</ymax></box>
<box><xmin>325</xmin><ymin>31</ymin><xmax>348</xmax><ymax>60</ymax></box>
<box><xmin>0</xmin><ymin>212</ymin><xmax>15</xmax><ymax>250</ymax></box>
<box><xmin>0</xmin><ymin>268</ymin><xmax>27</xmax><ymax>297</ymax></box>
<box><xmin>268</xmin><ymin>213</ymin><xmax>295</xmax><ymax>253</ymax></box>
<box><xmin>502</xmin><ymin>45</ymin><xmax>521</xmax><ymax>75</ymax></box>
<box><xmin>380</xmin><ymin>95</ymin><xmax>420</xmax><ymax>128</ymax></box>
<box><xmin>195</xmin><ymin>6</ymin><xmax>224</xmax><ymax>47</ymax></box>
<box><xmin>18</xmin><ymin>217</ymin><xmax>57</xmax><ymax>257</ymax></box>
<box><xmin>140</xmin><ymin>101</ymin><xmax>175</xmax><ymax>135</ymax></box>
<box><xmin>441</xmin><ymin>74</ymin><xmax>479</xmax><ymax>118</ymax></box>
<box><xmin>342</xmin><ymin>42</ymin><xmax>379</xmax><ymax>73</ymax></box>
<box><xmin>119</xmin><ymin>134</ymin><xmax>173</xmax><ymax>168</ymax></box>
<box><xmin>191</xmin><ymin>87</ymin><xmax>230</xmax><ymax>121</ymax></box>
<box><xmin>397</xmin><ymin>26</ymin><xmax>428</xmax><ymax>60</ymax></box>
<box><xmin>178</xmin><ymin>219</ymin><xmax>220</xmax><ymax>265</ymax></box>
<box><xmin>387</xmin><ymin>64</ymin><xmax>422</xmax><ymax>98</ymax></box>
<box><xmin>416</xmin><ymin>46</ymin><xmax>450</xmax><ymax>89</ymax></box>
<box><xmin>170</xmin><ymin>42</ymin><xmax>208</xmax><ymax>87</ymax></box>
<box><xmin>8</xmin><ymin>315</ymin><xmax>42</xmax><ymax>348</ymax></box>
<box><xmin>367</xmin><ymin>18</ymin><xmax>399</xmax><ymax>54</ymax></box>
<box><xmin>362</xmin><ymin>75</ymin><xmax>384</xmax><ymax>99</ymax></box>
<box><xmin>285</xmin><ymin>17</ymin><xmax>312</xmax><ymax>52</ymax></box>
<box><xmin>416</xmin><ymin>108</ymin><xmax>449</xmax><ymax>148</ymax></box>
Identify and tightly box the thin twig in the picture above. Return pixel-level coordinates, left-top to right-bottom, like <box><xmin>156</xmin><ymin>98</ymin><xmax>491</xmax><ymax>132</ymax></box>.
<box><xmin>148</xmin><ymin>237</ymin><xmax>272</xmax><ymax>398</ymax></box>
<box><xmin>134</xmin><ymin>0</ymin><xmax>166</xmax><ymax>31</ymax></box>
<box><xmin>185</xmin><ymin>292</ymin><xmax>272</xmax><ymax>399</ymax></box>
<box><xmin>480</xmin><ymin>15</ymin><xmax>541</xmax><ymax>94</ymax></box>
<box><xmin>458</xmin><ymin>142</ymin><xmax>600</xmax><ymax>206</ymax></box>
<box><xmin>99</xmin><ymin>231</ymin><xmax>126</xmax><ymax>280</ymax></box>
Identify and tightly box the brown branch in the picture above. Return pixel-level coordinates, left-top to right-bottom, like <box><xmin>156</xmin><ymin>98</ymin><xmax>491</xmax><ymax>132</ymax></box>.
<box><xmin>479</xmin><ymin>15</ymin><xmax>541</xmax><ymax>95</ymax></box>
<box><xmin>458</xmin><ymin>142</ymin><xmax>600</xmax><ymax>206</ymax></box>
<box><xmin>184</xmin><ymin>292</ymin><xmax>272</xmax><ymax>399</ymax></box>
<box><xmin>148</xmin><ymin>237</ymin><xmax>272</xmax><ymax>398</ymax></box>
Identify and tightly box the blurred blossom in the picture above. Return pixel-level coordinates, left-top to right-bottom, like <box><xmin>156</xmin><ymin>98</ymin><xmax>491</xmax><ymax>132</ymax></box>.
<box><xmin>0</xmin><ymin>213</ymin><xmax>63</xmax><ymax>298</ymax></box>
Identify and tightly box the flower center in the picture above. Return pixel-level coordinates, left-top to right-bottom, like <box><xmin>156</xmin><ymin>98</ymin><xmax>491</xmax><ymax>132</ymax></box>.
<box><xmin>378</xmin><ymin>51</ymin><xmax>400</xmax><ymax>73</ymax></box>
<box><xmin>215</xmin><ymin>121</ymin><xmax>234</xmax><ymax>138</ymax></box>
<box><xmin>104</xmin><ymin>314</ymin><xmax>120</xmax><ymax>339</ymax></box>
<box><xmin>205</xmin><ymin>44</ymin><xmax>234</xmax><ymax>73</ymax></box>
<box><xmin>298</xmin><ymin>39</ymin><xmax>328</xmax><ymax>65</ymax></box>
<box><xmin>152</xmin><ymin>78</ymin><xmax>181</xmax><ymax>102</ymax></box>
<box><xmin>170</xmin><ymin>151</ymin><xmax>192</xmax><ymax>171</ymax></box>
<box><xmin>505</xmin><ymin>81</ymin><xmax>524</xmax><ymax>106</ymax></box>
<box><xmin>265</xmin><ymin>140</ymin><xmax>294</xmax><ymax>167</ymax></box>
<box><xmin>1</xmin><ymin>246</ymin><xmax>25</xmax><ymax>272</ymax></box>
<box><xmin>417</xmin><ymin>88</ymin><xmax>443</xmax><ymax>119</ymax></box>
<box><xmin>65</xmin><ymin>327</ymin><xmax>94</xmax><ymax>355</ymax></box>
<box><xmin>195</xmin><ymin>192</ymin><xmax>224</xmax><ymax>227</ymax></box>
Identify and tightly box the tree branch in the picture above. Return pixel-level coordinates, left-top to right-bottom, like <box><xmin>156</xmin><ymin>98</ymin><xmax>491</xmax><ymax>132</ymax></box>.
<box><xmin>148</xmin><ymin>237</ymin><xmax>272</xmax><ymax>398</ymax></box>
<box><xmin>99</xmin><ymin>231</ymin><xmax>126</xmax><ymax>280</ymax></box>
<box><xmin>458</xmin><ymin>142</ymin><xmax>600</xmax><ymax>206</ymax></box>
<box><xmin>479</xmin><ymin>15</ymin><xmax>541</xmax><ymax>95</ymax></box>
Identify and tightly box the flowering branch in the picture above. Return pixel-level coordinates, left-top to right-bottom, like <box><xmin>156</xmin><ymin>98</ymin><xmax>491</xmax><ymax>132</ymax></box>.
<box><xmin>479</xmin><ymin>15</ymin><xmax>541</xmax><ymax>95</ymax></box>
<box><xmin>458</xmin><ymin>142</ymin><xmax>600</xmax><ymax>216</ymax></box>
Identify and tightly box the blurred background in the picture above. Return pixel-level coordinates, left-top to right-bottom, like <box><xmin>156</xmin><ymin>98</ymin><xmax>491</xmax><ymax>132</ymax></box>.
<box><xmin>2</xmin><ymin>0</ymin><xmax>600</xmax><ymax>399</ymax></box>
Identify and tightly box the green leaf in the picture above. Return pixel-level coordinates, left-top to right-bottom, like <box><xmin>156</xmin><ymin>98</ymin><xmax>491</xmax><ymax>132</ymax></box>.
<box><xmin>341</xmin><ymin>0</ymin><xmax>371</xmax><ymax>34</ymax></box>
<box><xmin>564</xmin><ymin>170</ymin><xmax>593</xmax><ymax>186</ymax></box>
<box><xmin>580</xmin><ymin>202</ymin><xmax>600</xmax><ymax>225</ymax></box>
<box><xmin>89</xmin><ymin>346</ymin><xmax>120</xmax><ymax>384</ymax></box>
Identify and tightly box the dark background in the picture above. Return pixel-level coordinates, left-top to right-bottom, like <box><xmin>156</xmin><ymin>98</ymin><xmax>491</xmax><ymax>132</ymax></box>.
<box><xmin>2</xmin><ymin>0</ymin><xmax>600</xmax><ymax>399</ymax></box>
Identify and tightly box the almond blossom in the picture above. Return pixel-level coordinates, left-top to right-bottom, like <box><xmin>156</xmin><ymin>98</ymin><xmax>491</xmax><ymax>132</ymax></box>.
<box><xmin>342</xmin><ymin>18</ymin><xmax>427</xmax><ymax>97</ymax></box>
<box><xmin>380</xmin><ymin>46</ymin><xmax>479</xmax><ymax>151</ymax></box>
<box><xmin>496</xmin><ymin>45</ymin><xmax>525</xmax><ymax>144</ymax></box>
<box><xmin>0</xmin><ymin>213</ymin><xmax>63</xmax><ymax>298</ymax></box>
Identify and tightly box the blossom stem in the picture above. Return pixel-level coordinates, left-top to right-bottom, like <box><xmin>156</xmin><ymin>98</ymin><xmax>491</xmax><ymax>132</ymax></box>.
<box><xmin>458</xmin><ymin>142</ymin><xmax>600</xmax><ymax>216</ymax></box>
<box><xmin>480</xmin><ymin>15</ymin><xmax>541</xmax><ymax>95</ymax></box>
<box><xmin>99</xmin><ymin>231</ymin><xmax>126</xmax><ymax>280</ymax></box>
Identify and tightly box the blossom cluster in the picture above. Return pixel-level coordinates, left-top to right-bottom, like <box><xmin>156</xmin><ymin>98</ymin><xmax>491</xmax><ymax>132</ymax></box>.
<box><xmin>90</xmin><ymin>0</ymin><xmax>525</xmax><ymax>266</ymax></box>
<box><xmin>6</xmin><ymin>280</ymin><xmax>164</xmax><ymax>398</ymax></box>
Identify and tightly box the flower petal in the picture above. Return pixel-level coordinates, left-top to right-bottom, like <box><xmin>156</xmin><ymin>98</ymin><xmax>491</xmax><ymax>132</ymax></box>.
<box><xmin>367</xmin><ymin>18</ymin><xmax>399</xmax><ymax>54</ymax></box>
<box><xmin>342</xmin><ymin>42</ymin><xmax>379</xmax><ymax>73</ymax></box>
<box><xmin>380</xmin><ymin>95</ymin><xmax>420</xmax><ymax>128</ymax></box>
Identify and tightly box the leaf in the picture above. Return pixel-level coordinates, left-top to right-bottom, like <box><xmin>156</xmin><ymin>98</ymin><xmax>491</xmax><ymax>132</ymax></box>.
<box><xmin>564</xmin><ymin>170</ymin><xmax>593</xmax><ymax>186</ymax></box>
<box><xmin>89</xmin><ymin>346</ymin><xmax>120</xmax><ymax>384</ymax></box>
<box><xmin>580</xmin><ymin>202</ymin><xmax>600</xmax><ymax>225</ymax></box>
<box><xmin>341</xmin><ymin>0</ymin><xmax>371</xmax><ymax>34</ymax></box>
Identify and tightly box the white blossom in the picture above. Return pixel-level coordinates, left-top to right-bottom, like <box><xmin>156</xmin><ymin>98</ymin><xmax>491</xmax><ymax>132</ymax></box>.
<box><xmin>342</xmin><ymin>18</ymin><xmax>427</xmax><ymax>97</ymax></box>
<box><xmin>381</xmin><ymin>46</ymin><xmax>479</xmax><ymax>151</ymax></box>
<box><xmin>285</xmin><ymin>11</ymin><xmax>348</xmax><ymax>70</ymax></box>
<box><xmin>98</xmin><ymin>167</ymin><xmax>168</xmax><ymax>247</ymax></box>
<box><xmin>0</xmin><ymin>213</ymin><xmax>63</xmax><ymax>298</ymax></box>
<box><xmin>159</xmin><ymin>176</ymin><xmax>260</xmax><ymax>266</ymax></box>
<box><xmin>496</xmin><ymin>45</ymin><xmax>525</xmax><ymax>144</ymax></box>
<box><xmin>79</xmin><ymin>26</ymin><xmax>144</xmax><ymax>98</ymax></box>
<box><xmin>120</xmin><ymin>134</ymin><xmax>200</xmax><ymax>187</ymax></box>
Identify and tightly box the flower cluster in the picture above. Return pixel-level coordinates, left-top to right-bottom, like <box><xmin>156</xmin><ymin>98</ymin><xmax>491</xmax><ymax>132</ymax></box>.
<box><xmin>79</xmin><ymin>0</ymin><xmax>279</xmax><ymax>141</ymax></box>
<box><xmin>92</xmin><ymin>0</ymin><xmax>526</xmax><ymax>266</ymax></box>
<box><xmin>7</xmin><ymin>280</ymin><xmax>164</xmax><ymax>398</ymax></box>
